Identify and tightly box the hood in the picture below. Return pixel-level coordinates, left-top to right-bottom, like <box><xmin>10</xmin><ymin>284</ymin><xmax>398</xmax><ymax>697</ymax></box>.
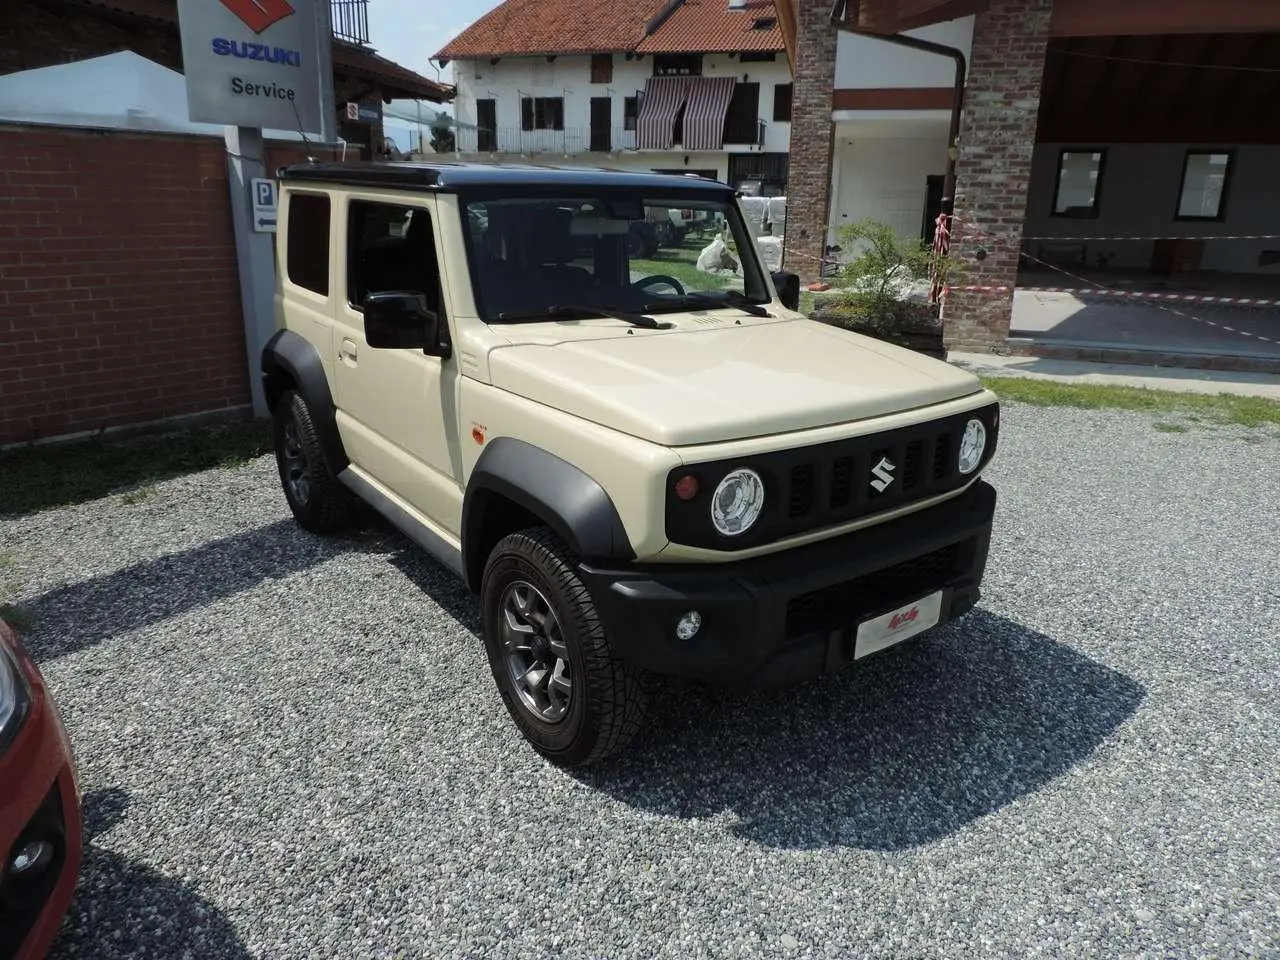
<box><xmin>487</xmin><ymin>316</ymin><xmax>983</xmax><ymax>446</ymax></box>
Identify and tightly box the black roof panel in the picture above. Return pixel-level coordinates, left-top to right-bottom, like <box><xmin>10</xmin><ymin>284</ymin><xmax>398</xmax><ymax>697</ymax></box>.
<box><xmin>277</xmin><ymin>161</ymin><xmax>733</xmax><ymax>194</ymax></box>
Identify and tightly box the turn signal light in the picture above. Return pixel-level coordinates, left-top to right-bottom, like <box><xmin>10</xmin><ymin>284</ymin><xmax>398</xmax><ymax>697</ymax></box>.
<box><xmin>674</xmin><ymin>475</ymin><xmax>699</xmax><ymax>500</ymax></box>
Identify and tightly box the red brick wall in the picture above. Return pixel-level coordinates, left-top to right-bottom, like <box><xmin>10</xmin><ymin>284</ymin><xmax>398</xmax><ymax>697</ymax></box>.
<box><xmin>782</xmin><ymin>0</ymin><xmax>838</xmax><ymax>284</ymax></box>
<box><xmin>0</xmin><ymin>126</ymin><xmax>249</xmax><ymax>445</ymax></box>
<box><xmin>943</xmin><ymin>0</ymin><xmax>1055</xmax><ymax>351</ymax></box>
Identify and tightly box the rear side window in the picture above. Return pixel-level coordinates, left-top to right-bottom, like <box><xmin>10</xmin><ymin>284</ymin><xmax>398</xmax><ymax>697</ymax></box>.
<box><xmin>286</xmin><ymin>192</ymin><xmax>330</xmax><ymax>295</ymax></box>
<box><xmin>347</xmin><ymin>201</ymin><xmax>442</xmax><ymax>313</ymax></box>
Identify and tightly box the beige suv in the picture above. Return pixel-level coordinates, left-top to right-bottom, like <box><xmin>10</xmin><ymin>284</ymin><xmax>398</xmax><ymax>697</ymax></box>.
<box><xmin>263</xmin><ymin>162</ymin><xmax>1000</xmax><ymax>766</ymax></box>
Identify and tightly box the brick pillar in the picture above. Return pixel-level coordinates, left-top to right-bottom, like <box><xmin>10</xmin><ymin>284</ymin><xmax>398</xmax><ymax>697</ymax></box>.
<box><xmin>782</xmin><ymin>0</ymin><xmax>838</xmax><ymax>284</ymax></box>
<box><xmin>942</xmin><ymin>0</ymin><xmax>1054</xmax><ymax>352</ymax></box>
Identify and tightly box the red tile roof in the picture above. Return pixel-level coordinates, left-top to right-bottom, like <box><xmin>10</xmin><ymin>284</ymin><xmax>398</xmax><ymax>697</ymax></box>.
<box><xmin>436</xmin><ymin>0</ymin><xmax>667</xmax><ymax>61</ymax></box>
<box><xmin>636</xmin><ymin>0</ymin><xmax>784</xmax><ymax>55</ymax></box>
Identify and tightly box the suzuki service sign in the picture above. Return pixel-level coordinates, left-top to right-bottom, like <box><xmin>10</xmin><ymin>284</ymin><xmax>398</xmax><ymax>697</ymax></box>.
<box><xmin>178</xmin><ymin>0</ymin><xmax>332</xmax><ymax>135</ymax></box>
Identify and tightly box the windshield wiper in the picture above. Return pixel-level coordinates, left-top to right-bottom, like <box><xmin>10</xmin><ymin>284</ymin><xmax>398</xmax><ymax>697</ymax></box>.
<box><xmin>647</xmin><ymin>290</ymin><xmax>772</xmax><ymax>317</ymax></box>
<box><xmin>495</xmin><ymin>305</ymin><xmax>671</xmax><ymax>329</ymax></box>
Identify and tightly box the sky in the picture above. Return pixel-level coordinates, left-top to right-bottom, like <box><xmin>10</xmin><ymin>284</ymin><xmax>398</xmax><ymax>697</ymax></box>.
<box><xmin>367</xmin><ymin>0</ymin><xmax>498</xmax><ymax>89</ymax></box>
<box><xmin>366</xmin><ymin>0</ymin><xmax>498</xmax><ymax>149</ymax></box>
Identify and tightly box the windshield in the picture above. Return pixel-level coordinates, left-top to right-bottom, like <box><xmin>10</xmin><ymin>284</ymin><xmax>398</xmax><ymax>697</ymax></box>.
<box><xmin>458</xmin><ymin>192</ymin><xmax>772</xmax><ymax>322</ymax></box>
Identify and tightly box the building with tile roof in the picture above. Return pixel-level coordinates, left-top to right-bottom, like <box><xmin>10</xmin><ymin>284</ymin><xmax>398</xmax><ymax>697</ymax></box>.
<box><xmin>436</xmin><ymin>0</ymin><xmax>793</xmax><ymax>193</ymax></box>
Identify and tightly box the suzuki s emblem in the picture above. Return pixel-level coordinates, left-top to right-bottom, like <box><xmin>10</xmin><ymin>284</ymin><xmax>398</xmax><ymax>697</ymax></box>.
<box><xmin>220</xmin><ymin>0</ymin><xmax>295</xmax><ymax>33</ymax></box>
<box><xmin>870</xmin><ymin>456</ymin><xmax>895</xmax><ymax>493</ymax></box>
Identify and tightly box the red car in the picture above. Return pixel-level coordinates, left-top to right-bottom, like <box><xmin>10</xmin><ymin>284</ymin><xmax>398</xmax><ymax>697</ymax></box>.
<box><xmin>0</xmin><ymin>621</ymin><xmax>82</xmax><ymax>960</ymax></box>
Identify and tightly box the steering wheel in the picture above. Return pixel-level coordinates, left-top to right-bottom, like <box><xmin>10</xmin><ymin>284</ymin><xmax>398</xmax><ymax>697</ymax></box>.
<box><xmin>632</xmin><ymin>275</ymin><xmax>686</xmax><ymax>297</ymax></box>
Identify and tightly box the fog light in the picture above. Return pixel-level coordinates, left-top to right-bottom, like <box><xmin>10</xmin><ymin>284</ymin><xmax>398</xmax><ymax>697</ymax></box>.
<box><xmin>10</xmin><ymin>839</ymin><xmax>54</xmax><ymax>879</ymax></box>
<box><xmin>675</xmin><ymin>611</ymin><xmax>702</xmax><ymax>641</ymax></box>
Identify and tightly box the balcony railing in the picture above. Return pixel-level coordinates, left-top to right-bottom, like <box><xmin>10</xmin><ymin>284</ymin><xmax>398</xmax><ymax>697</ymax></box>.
<box><xmin>331</xmin><ymin>0</ymin><xmax>370</xmax><ymax>45</ymax></box>
<box><xmin>455</xmin><ymin>122</ymin><xmax>765</xmax><ymax>155</ymax></box>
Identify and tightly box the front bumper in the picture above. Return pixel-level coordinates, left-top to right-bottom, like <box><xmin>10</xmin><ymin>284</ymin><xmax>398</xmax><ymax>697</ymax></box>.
<box><xmin>0</xmin><ymin>628</ymin><xmax>82</xmax><ymax>960</ymax></box>
<box><xmin>579</xmin><ymin>480</ymin><xmax>996</xmax><ymax>688</ymax></box>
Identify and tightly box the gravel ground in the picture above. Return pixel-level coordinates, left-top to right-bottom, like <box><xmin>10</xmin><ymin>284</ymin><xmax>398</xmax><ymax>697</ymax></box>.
<box><xmin>3</xmin><ymin>403</ymin><xmax>1278</xmax><ymax>959</ymax></box>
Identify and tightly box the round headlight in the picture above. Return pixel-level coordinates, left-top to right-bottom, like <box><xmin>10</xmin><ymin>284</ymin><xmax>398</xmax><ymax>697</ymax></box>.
<box><xmin>710</xmin><ymin>468</ymin><xmax>765</xmax><ymax>536</ymax></box>
<box><xmin>958</xmin><ymin>418</ymin><xmax>987</xmax><ymax>475</ymax></box>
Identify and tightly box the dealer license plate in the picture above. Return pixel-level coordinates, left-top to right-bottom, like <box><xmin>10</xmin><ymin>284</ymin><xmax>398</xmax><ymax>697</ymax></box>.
<box><xmin>853</xmin><ymin>591</ymin><xmax>944</xmax><ymax>660</ymax></box>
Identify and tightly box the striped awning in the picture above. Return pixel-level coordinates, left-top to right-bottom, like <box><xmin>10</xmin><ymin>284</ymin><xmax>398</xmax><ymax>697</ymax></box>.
<box><xmin>682</xmin><ymin>77</ymin><xmax>736</xmax><ymax>151</ymax></box>
<box><xmin>635</xmin><ymin>76</ymin><xmax>690</xmax><ymax>150</ymax></box>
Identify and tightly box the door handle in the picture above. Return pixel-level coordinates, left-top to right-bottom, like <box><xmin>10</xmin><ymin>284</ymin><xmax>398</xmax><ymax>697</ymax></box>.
<box><xmin>339</xmin><ymin>338</ymin><xmax>358</xmax><ymax>364</ymax></box>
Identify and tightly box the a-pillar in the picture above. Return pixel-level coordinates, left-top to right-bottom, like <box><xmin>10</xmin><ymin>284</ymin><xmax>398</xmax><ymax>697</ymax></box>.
<box><xmin>943</xmin><ymin>0</ymin><xmax>1054</xmax><ymax>352</ymax></box>
<box><xmin>782</xmin><ymin>0</ymin><xmax>838</xmax><ymax>285</ymax></box>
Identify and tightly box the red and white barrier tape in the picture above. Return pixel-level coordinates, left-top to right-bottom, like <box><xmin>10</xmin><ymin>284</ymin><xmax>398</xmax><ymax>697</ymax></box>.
<box><xmin>1022</xmin><ymin>233</ymin><xmax>1280</xmax><ymax>243</ymax></box>
<box><xmin>945</xmin><ymin>284</ymin><xmax>1280</xmax><ymax>306</ymax></box>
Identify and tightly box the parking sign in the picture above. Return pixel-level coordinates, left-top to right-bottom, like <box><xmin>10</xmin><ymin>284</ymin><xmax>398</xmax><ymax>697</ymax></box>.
<box><xmin>251</xmin><ymin>177</ymin><xmax>278</xmax><ymax>233</ymax></box>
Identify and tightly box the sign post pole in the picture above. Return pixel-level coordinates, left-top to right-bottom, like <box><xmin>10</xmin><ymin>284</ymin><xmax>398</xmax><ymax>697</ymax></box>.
<box><xmin>176</xmin><ymin>0</ymin><xmax>335</xmax><ymax>420</ymax></box>
<box><xmin>224</xmin><ymin>125</ymin><xmax>275</xmax><ymax>418</ymax></box>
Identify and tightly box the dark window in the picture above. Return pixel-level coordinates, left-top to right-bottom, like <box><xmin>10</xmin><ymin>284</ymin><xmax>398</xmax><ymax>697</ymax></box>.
<box><xmin>624</xmin><ymin>96</ymin><xmax>640</xmax><ymax>131</ymax></box>
<box><xmin>590</xmin><ymin>53</ymin><xmax>613</xmax><ymax>84</ymax></box>
<box><xmin>740</xmin><ymin>50</ymin><xmax>776</xmax><ymax>61</ymax></box>
<box><xmin>728</xmin><ymin>152</ymin><xmax>788</xmax><ymax>195</ymax></box>
<box><xmin>1051</xmin><ymin>149</ymin><xmax>1105</xmax><ymax>218</ymax></box>
<box><xmin>347</xmin><ymin>201</ymin><xmax>441</xmax><ymax>314</ymax></box>
<box><xmin>476</xmin><ymin>98</ymin><xmax>496</xmax><ymax>152</ymax></box>
<box><xmin>772</xmin><ymin>83</ymin><xmax>792</xmax><ymax>122</ymax></box>
<box><xmin>286</xmin><ymin>192</ymin><xmax>330</xmax><ymax>295</ymax></box>
<box><xmin>1177</xmin><ymin>150</ymin><xmax>1233</xmax><ymax>221</ymax></box>
<box><xmin>653</xmin><ymin>54</ymin><xmax>702</xmax><ymax>76</ymax></box>
<box><xmin>521</xmin><ymin>96</ymin><xmax>564</xmax><ymax>131</ymax></box>
<box><xmin>723</xmin><ymin>82</ymin><xmax>760</xmax><ymax>144</ymax></box>
<box><xmin>751</xmin><ymin>17</ymin><xmax>777</xmax><ymax>29</ymax></box>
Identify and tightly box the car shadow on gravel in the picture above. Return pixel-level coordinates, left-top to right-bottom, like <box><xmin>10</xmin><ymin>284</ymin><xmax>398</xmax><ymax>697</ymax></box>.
<box><xmin>572</xmin><ymin>609</ymin><xmax>1146</xmax><ymax>851</ymax></box>
<box><xmin>51</xmin><ymin>788</ymin><xmax>250</xmax><ymax>959</ymax></box>
<box><xmin>19</xmin><ymin>521</ymin><xmax>400</xmax><ymax>664</ymax></box>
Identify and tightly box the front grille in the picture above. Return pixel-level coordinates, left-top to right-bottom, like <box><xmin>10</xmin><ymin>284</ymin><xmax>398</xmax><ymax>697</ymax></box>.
<box><xmin>933</xmin><ymin>433</ymin><xmax>951</xmax><ymax>480</ymax></box>
<box><xmin>784</xmin><ymin>541</ymin><xmax>966</xmax><ymax>639</ymax></box>
<box><xmin>830</xmin><ymin>456</ymin><xmax>853</xmax><ymax>508</ymax></box>
<box><xmin>663</xmin><ymin>402</ymin><xmax>999</xmax><ymax>550</ymax></box>
<box><xmin>789</xmin><ymin>464</ymin><xmax>814</xmax><ymax>517</ymax></box>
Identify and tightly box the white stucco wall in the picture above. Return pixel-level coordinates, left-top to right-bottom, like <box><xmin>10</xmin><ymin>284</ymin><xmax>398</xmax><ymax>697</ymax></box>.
<box><xmin>834</xmin><ymin>16</ymin><xmax>973</xmax><ymax>90</ymax></box>
<box><xmin>1025</xmin><ymin>143</ymin><xmax>1280</xmax><ymax>275</ymax></box>
<box><xmin>827</xmin><ymin>120</ymin><xmax>950</xmax><ymax>247</ymax></box>
<box><xmin>451</xmin><ymin>52</ymin><xmax>793</xmax><ymax>158</ymax></box>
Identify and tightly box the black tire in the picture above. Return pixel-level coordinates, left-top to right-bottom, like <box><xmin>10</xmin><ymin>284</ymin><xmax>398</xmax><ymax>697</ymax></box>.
<box><xmin>480</xmin><ymin>527</ymin><xmax>652</xmax><ymax>766</ymax></box>
<box><xmin>272</xmin><ymin>389</ymin><xmax>352</xmax><ymax>534</ymax></box>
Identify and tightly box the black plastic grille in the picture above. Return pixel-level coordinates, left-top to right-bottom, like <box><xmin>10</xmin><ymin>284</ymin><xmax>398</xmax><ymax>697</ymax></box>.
<box><xmin>830</xmin><ymin>456</ymin><xmax>854</xmax><ymax>508</ymax></box>
<box><xmin>784</xmin><ymin>541</ymin><xmax>966</xmax><ymax>639</ymax></box>
<box><xmin>664</xmin><ymin>402</ymin><xmax>999</xmax><ymax>550</ymax></box>
<box><xmin>933</xmin><ymin>433</ymin><xmax>951</xmax><ymax>480</ymax></box>
<box><xmin>789</xmin><ymin>464</ymin><xmax>814</xmax><ymax>517</ymax></box>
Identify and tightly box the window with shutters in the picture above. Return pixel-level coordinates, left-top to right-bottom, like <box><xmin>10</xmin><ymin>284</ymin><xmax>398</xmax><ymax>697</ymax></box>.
<box><xmin>623</xmin><ymin>96</ymin><xmax>639</xmax><ymax>131</ymax></box>
<box><xmin>520</xmin><ymin>96</ymin><xmax>565</xmax><ymax>131</ymax></box>
<box><xmin>590</xmin><ymin>54</ymin><xmax>613</xmax><ymax>84</ymax></box>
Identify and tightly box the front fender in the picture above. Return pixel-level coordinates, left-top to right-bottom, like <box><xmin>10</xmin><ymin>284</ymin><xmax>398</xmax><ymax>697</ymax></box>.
<box><xmin>261</xmin><ymin>329</ymin><xmax>348</xmax><ymax>472</ymax></box>
<box><xmin>462</xmin><ymin>437</ymin><xmax>635</xmax><ymax>590</ymax></box>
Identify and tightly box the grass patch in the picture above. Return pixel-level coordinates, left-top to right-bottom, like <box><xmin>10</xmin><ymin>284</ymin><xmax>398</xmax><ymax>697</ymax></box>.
<box><xmin>979</xmin><ymin>377</ymin><xmax>1280</xmax><ymax>428</ymax></box>
<box><xmin>632</xmin><ymin>234</ymin><xmax>739</xmax><ymax>294</ymax></box>
<box><xmin>0</xmin><ymin>419</ymin><xmax>272</xmax><ymax>517</ymax></box>
<box><xmin>1152</xmin><ymin>422</ymin><xmax>1190</xmax><ymax>434</ymax></box>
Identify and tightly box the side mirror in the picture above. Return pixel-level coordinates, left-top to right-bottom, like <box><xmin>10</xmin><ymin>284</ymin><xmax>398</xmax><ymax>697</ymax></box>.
<box><xmin>771</xmin><ymin>270</ymin><xmax>800</xmax><ymax>311</ymax></box>
<box><xmin>363</xmin><ymin>291</ymin><xmax>443</xmax><ymax>354</ymax></box>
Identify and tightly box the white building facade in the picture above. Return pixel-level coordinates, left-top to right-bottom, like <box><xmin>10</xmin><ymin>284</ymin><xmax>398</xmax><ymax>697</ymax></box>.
<box><xmin>826</xmin><ymin>16</ymin><xmax>974</xmax><ymax>249</ymax></box>
<box><xmin>443</xmin><ymin>46</ymin><xmax>793</xmax><ymax>191</ymax></box>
